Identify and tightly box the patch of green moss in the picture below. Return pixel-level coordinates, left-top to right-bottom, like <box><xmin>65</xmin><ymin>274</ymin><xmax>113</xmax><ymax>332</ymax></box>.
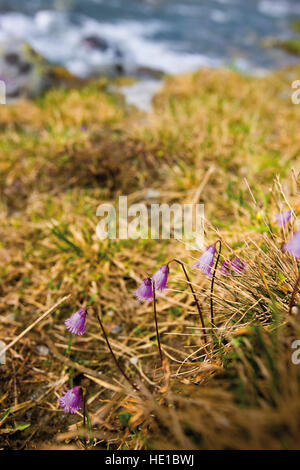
<box><xmin>290</xmin><ymin>19</ymin><xmax>300</xmax><ymax>34</ymax></box>
<box><xmin>277</xmin><ymin>38</ymin><xmax>300</xmax><ymax>55</ymax></box>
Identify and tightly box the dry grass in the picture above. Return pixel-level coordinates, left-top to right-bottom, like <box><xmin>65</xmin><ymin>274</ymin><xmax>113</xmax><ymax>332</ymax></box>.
<box><xmin>0</xmin><ymin>66</ymin><xmax>299</xmax><ymax>449</ymax></box>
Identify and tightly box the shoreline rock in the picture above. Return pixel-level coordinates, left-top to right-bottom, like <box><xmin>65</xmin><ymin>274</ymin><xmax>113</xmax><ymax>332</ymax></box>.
<box><xmin>0</xmin><ymin>40</ymin><xmax>84</xmax><ymax>102</ymax></box>
<box><xmin>0</xmin><ymin>38</ymin><xmax>164</xmax><ymax>102</ymax></box>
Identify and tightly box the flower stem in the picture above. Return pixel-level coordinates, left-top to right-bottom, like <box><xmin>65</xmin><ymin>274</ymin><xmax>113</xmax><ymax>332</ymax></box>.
<box><xmin>66</xmin><ymin>333</ymin><xmax>73</xmax><ymax>356</ymax></box>
<box><xmin>289</xmin><ymin>271</ymin><xmax>300</xmax><ymax>315</ymax></box>
<box><xmin>96</xmin><ymin>311</ymin><xmax>139</xmax><ymax>392</ymax></box>
<box><xmin>168</xmin><ymin>259</ymin><xmax>208</xmax><ymax>347</ymax></box>
<box><xmin>210</xmin><ymin>240</ymin><xmax>222</xmax><ymax>328</ymax></box>
<box><xmin>152</xmin><ymin>280</ymin><xmax>163</xmax><ymax>367</ymax></box>
<box><xmin>82</xmin><ymin>387</ymin><xmax>87</xmax><ymax>449</ymax></box>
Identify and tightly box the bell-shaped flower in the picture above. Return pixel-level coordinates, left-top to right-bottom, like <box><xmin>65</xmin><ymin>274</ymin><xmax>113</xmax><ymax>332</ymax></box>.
<box><xmin>193</xmin><ymin>244</ymin><xmax>217</xmax><ymax>277</ymax></box>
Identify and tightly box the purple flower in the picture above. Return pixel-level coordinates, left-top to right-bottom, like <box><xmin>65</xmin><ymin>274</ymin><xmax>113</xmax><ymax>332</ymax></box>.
<box><xmin>80</xmin><ymin>124</ymin><xmax>87</xmax><ymax>132</ymax></box>
<box><xmin>65</xmin><ymin>308</ymin><xmax>87</xmax><ymax>336</ymax></box>
<box><xmin>275</xmin><ymin>210</ymin><xmax>292</xmax><ymax>228</ymax></box>
<box><xmin>219</xmin><ymin>259</ymin><xmax>230</xmax><ymax>275</ymax></box>
<box><xmin>193</xmin><ymin>243</ymin><xmax>217</xmax><ymax>277</ymax></box>
<box><xmin>135</xmin><ymin>278</ymin><xmax>153</xmax><ymax>301</ymax></box>
<box><xmin>59</xmin><ymin>386</ymin><xmax>83</xmax><ymax>414</ymax></box>
<box><xmin>283</xmin><ymin>229</ymin><xmax>300</xmax><ymax>259</ymax></box>
<box><xmin>231</xmin><ymin>257</ymin><xmax>246</xmax><ymax>274</ymax></box>
<box><xmin>153</xmin><ymin>264</ymin><xmax>169</xmax><ymax>291</ymax></box>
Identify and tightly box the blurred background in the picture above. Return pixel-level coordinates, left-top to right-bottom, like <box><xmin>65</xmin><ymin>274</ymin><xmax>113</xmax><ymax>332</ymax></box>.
<box><xmin>1</xmin><ymin>0</ymin><xmax>300</xmax><ymax>84</ymax></box>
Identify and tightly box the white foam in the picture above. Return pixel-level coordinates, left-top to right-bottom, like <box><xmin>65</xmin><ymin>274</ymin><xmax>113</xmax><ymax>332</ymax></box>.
<box><xmin>121</xmin><ymin>79</ymin><xmax>162</xmax><ymax>112</ymax></box>
<box><xmin>258</xmin><ymin>0</ymin><xmax>300</xmax><ymax>17</ymax></box>
<box><xmin>210</xmin><ymin>9</ymin><xmax>230</xmax><ymax>23</ymax></box>
<box><xmin>0</xmin><ymin>10</ymin><xmax>222</xmax><ymax>77</ymax></box>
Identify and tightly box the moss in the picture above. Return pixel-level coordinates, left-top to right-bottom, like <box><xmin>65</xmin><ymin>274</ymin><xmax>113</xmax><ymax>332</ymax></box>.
<box><xmin>277</xmin><ymin>38</ymin><xmax>300</xmax><ymax>55</ymax></box>
<box><xmin>290</xmin><ymin>19</ymin><xmax>300</xmax><ymax>34</ymax></box>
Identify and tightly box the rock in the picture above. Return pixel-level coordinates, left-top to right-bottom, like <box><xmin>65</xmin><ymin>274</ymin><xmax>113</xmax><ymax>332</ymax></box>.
<box><xmin>0</xmin><ymin>40</ymin><xmax>81</xmax><ymax>101</ymax></box>
<box><xmin>36</xmin><ymin>345</ymin><xmax>50</xmax><ymax>356</ymax></box>
<box><xmin>136</xmin><ymin>66</ymin><xmax>164</xmax><ymax>80</ymax></box>
<box><xmin>0</xmin><ymin>341</ymin><xmax>6</xmax><ymax>365</ymax></box>
<box><xmin>79</xmin><ymin>34</ymin><xmax>130</xmax><ymax>77</ymax></box>
<box><xmin>146</xmin><ymin>189</ymin><xmax>160</xmax><ymax>199</ymax></box>
<box><xmin>0</xmin><ymin>37</ymin><xmax>161</xmax><ymax>102</ymax></box>
<box><xmin>0</xmin><ymin>41</ymin><xmax>45</xmax><ymax>100</ymax></box>
<box><xmin>81</xmin><ymin>35</ymin><xmax>110</xmax><ymax>52</ymax></box>
<box><xmin>129</xmin><ymin>357</ymin><xmax>138</xmax><ymax>366</ymax></box>
<box><xmin>111</xmin><ymin>322</ymin><xmax>123</xmax><ymax>334</ymax></box>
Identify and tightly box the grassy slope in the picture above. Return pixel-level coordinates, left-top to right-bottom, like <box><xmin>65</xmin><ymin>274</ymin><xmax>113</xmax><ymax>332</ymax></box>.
<box><xmin>0</xmin><ymin>66</ymin><xmax>300</xmax><ymax>449</ymax></box>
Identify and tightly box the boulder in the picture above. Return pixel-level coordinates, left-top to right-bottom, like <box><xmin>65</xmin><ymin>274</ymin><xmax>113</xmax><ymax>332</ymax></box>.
<box><xmin>0</xmin><ymin>40</ymin><xmax>81</xmax><ymax>101</ymax></box>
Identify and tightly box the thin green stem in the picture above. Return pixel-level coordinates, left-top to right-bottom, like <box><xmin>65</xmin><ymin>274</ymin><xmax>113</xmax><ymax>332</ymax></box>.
<box><xmin>210</xmin><ymin>240</ymin><xmax>222</xmax><ymax>328</ymax></box>
<box><xmin>152</xmin><ymin>280</ymin><xmax>163</xmax><ymax>367</ymax></box>
<box><xmin>66</xmin><ymin>334</ymin><xmax>73</xmax><ymax>356</ymax></box>
<box><xmin>82</xmin><ymin>387</ymin><xmax>87</xmax><ymax>449</ymax></box>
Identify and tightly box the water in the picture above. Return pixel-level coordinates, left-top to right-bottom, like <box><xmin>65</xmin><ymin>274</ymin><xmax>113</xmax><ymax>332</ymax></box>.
<box><xmin>0</xmin><ymin>0</ymin><xmax>299</xmax><ymax>79</ymax></box>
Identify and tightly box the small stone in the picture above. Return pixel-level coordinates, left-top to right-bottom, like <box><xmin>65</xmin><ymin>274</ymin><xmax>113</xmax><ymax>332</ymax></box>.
<box><xmin>129</xmin><ymin>357</ymin><xmax>138</xmax><ymax>366</ymax></box>
<box><xmin>0</xmin><ymin>341</ymin><xmax>6</xmax><ymax>365</ymax></box>
<box><xmin>7</xmin><ymin>314</ymin><xmax>16</xmax><ymax>321</ymax></box>
<box><xmin>111</xmin><ymin>323</ymin><xmax>123</xmax><ymax>334</ymax></box>
<box><xmin>146</xmin><ymin>189</ymin><xmax>160</xmax><ymax>200</ymax></box>
<box><xmin>291</xmin><ymin>305</ymin><xmax>300</xmax><ymax>316</ymax></box>
<box><xmin>36</xmin><ymin>345</ymin><xmax>49</xmax><ymax>356</ymax></box>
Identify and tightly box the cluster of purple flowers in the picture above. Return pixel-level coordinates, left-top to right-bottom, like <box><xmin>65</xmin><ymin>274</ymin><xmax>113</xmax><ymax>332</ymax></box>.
<box><xmin>59</xmin><ymin>210</ymin><xmax>299</xmax><ymax>414</ymax></box>
<box><xmin>192</xmin><ymin>243</ymin><xmax>246</xmax><ymax>278</ymax></box>
<box><xmin>134</xmin><ymin>243</ymin><xmax>247</xmax><ymax>302</ymax></box>
<box><xmin>135</xmin><ymin>264</ymin><xmax>169</xmax><ymax>302</ymax></box>
<box><xmin>190</xmin><ymin>209</ymin><xmax>295</xmax><ymax>278</ymax></box>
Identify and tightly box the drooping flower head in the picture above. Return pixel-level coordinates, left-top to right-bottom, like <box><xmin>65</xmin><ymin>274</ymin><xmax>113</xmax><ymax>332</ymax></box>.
<box><xmin>219</xmin><ymin>259</ymin><xmax>230</xmax><ymax>275</ymax></box>
<box><xmin>192</xmin><ymin>243</ymin><xmax>217</xmax><ymax>277</ymax></box>
<box><xmin>135</xmin><ymin>278</ymin><xmax>154</xmax><ymax>302</ymax></box>
<box><xmin>153</xmin><ymin>264</ymin><xmax>169</xmax><ymax>291</ymax></box>
<box><xmin>65</xmin><ymin>308</ymin><xmax>87</xmax><ymax>336</ymax></box>
<box><xmin>231</xmin><ymin>257</ymin><xmax>246</xmax><ymax>274</ymax></box>
<box><xmin>283</xmin><ymin>229</ymin><xmax>300</xmax><ymax>259</ymax></box>
<box><xmin>59</xmin><ymin>386</ymin><xmax>83</xmax><ymax>414</ymax></box>
<box><xmin>275</xmin><ymin>210</ymin><xmax>292</xmax><ymax>228</ymax></box>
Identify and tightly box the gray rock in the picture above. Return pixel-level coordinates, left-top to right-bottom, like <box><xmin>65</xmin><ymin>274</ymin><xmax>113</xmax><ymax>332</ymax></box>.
<box><xmin>36</xmin><ymin>344</ymin><xmax>50</xmax><ymax>356</ymax></box>
<box><xmin>0</xmin><ymin>40</ymin><xmax>81</xmax><ymax>102</ymax></box>
<box><xmin>0</xmin><ymin>341</ymin><xmax>6</xmax><ymax>365</ymax></box>
<box><xmin>0</xmin><ymin>40</ymin><xmax>48</xmax><ymax>100</ymax></box>
<box><xmin>111</xmin><ymin>322</ymin><xmax>123</xmax><ymax>334</ymax></box>
<box><xmin>146</xmin><ymin>188</ymin><xmax>160</xmax><ymax>199</ymax></box>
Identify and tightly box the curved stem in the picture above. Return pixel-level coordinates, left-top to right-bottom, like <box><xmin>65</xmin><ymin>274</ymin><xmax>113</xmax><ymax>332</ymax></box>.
<box><xmin>210</xmin><ymin>240</ymin><xmax>222</xmax><ymax>328</ymax></box>
<box><xmin>152</xmin><ymin>280</ymin><xmax>163</xmax><ymax>367</ymax></box>
<box><xmin>289</xmin><ymin>271</ymin><xmax>300</xmax><ymax>315</ymax></box>
<box><xmin>96</xmin><ymin>311</ymin><xmax>139</xmax><ymax>392</ymax></box>
<box><xmin>82</xmin><ymin>387</ymin><xmax>87</xmax><ymax>449</ymax></box>
<box><xmin>168</xmin><ymin>259</ymin><xmax>208</xmax><ymax>348</ymax></box>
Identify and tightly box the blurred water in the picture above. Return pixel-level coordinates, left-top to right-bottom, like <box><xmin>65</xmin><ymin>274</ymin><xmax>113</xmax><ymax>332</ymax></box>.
<box><xmin>0</xmin><ymin>0</ymin><xmax>299</xmax><ymax>77</ymax></box>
